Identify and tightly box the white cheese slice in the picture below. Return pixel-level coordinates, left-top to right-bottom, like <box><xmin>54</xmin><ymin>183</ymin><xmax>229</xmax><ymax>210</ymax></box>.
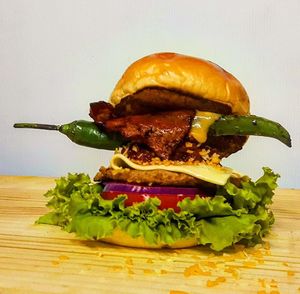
<box><xmin>110</xmin><ymin>154</ymin><xmax>236</xmax><ymax>186</ymax></box>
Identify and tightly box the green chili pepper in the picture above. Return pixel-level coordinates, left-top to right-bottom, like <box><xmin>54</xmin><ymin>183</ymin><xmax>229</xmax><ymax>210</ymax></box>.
<box><xmin>13</xmin><ymin>120</ymin><xmax>125</xmax><ymax>150</ymax></box>
<box><xmin>14</xmin><ymin>115</ymin><xmax>291</xmax><ymax>150</ymax></box>
<box><xmin>208</xmin><ymin>115</ymin><xmax>292</xmax><ymax>147</ymax></box>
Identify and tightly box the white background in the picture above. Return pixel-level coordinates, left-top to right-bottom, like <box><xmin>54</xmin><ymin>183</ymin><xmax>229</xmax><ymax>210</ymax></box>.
<box><xmin>1</xmin><ymin>0</ymin><xmax>299</xmax><ymax>188</ymax></box>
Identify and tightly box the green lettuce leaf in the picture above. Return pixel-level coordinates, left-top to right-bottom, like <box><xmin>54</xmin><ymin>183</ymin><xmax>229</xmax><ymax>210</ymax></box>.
<box><xmin>36</xmin><ymin>167</ymin><xmax>279</xmax><ymax>251</ymax></box>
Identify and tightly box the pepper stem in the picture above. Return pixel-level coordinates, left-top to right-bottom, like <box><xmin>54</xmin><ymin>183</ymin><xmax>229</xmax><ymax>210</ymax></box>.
<box><xmin>13</xmin><ymin>123</ymin><xmax>60</xmax><ymax>131</ymax></box>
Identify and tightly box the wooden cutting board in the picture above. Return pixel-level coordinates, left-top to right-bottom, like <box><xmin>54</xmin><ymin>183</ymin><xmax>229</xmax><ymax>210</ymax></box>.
<box><xmin>0</xmin><ymin>175</ymin><xmax>299</xmax><ymax>294</ymax></box>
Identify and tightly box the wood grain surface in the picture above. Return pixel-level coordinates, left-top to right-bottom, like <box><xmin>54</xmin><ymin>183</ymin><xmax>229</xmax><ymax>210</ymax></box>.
<box><xmin>0</xmin><ymin>175</ymin><xmax>299</xmax><ymax>294</ymax></box>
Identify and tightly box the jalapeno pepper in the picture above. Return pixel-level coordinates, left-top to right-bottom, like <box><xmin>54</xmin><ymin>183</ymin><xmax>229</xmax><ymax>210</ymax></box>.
<box><xmin>208</xmin><ymin>115</ymin><xmax>291</xmax><ymax>147</ymax></box>
<box><xmin>14</xmin><ymin>115</ymin><xmax>291</xmax><ymax>149</ymax></box>
<box><xmin>13</xmin><ymin>120</ymin><xmax>125</xmax><ymax>150</ymax></box>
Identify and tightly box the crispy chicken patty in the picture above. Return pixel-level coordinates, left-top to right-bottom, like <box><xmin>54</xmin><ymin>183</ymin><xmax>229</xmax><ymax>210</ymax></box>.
<box><xmin>95</xmin><ymin>167</ymin><xmax>215</xmax><ymax>188</ymax></box>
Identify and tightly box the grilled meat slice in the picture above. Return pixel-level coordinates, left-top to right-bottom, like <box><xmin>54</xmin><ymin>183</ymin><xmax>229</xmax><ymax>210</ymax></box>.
<box><xmin>104</xmin><ymin>110</ymin><xmax>194</xmax><ymax>159</ymax></box>
<box><xmin>114</xmin><ymin>87</ymin><xmax>232</xmax><ymax>116</ymax></box>
<box><xmin>89</xmin><ymin>101</ymin><xmax>115</xmax><ymax>124</ymax></box>
<box><xmin>89</xmin><ymin>88</ymin><xmax>231</xmax><ymax>121</ymax></box>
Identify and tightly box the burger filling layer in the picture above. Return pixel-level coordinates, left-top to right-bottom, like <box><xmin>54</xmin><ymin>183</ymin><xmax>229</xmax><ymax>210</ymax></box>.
<box><xmin>37</xmin><ymin>168</ymin><xmax>279</xmax><ymax>251</ymax></box>
<box><xmin>90</xmin><ymin>87</ymin><xmax>247</xmax><ymax>161</ymax></box>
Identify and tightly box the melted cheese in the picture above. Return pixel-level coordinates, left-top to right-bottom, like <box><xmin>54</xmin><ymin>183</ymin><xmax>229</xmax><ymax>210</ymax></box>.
<box><xmin>110</xmin><ymin>154</ymin><xmax>236</xmax><ymax>186</ymax></box>
<box><xmin>190</xmin><ymin>111</ymin><xmax>221</xmax><ymax>143</ymax></box>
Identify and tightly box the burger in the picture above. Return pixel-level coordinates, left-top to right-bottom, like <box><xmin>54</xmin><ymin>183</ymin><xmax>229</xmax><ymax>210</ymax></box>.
<box><xmin>30</xmin><ymin>53</ymin><xmax>291</xmax><ymax>251</ymax></box>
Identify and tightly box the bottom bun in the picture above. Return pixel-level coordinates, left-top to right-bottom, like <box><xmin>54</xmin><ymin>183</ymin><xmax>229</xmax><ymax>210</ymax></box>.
<box><xmin>101</xmin><ymin>228</ymin><xmax>198</xmax><ymax>249</ymax></box>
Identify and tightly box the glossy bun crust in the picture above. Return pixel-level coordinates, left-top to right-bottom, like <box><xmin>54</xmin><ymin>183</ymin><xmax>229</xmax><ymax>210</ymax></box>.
<box><xmin>109</xmin><ymin>52</ymin><xmax>250</xmax><ymax>115</ymax></box>
<box><xmin>101</xmin><ymin>228</ymin><xmax>198</xmax><ymax>249</ymax></box>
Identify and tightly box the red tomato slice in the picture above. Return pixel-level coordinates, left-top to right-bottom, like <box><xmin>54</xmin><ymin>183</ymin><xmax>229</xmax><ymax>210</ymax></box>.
<box><xmin>101</xmin><ymin>191</ymin><xmax>206</xmax><ymax>212</ymax></box>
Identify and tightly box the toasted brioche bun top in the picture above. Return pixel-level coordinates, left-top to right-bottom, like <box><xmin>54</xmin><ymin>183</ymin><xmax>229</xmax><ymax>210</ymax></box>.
<box><xmin>109</xmin><ymin>52</ymin><xmax>250</xmax><ymax>115</ymax></box>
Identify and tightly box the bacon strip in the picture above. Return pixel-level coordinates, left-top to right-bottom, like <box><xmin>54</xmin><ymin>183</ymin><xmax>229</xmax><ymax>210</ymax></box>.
<box><xmin>89</xmin><ymin>101</ymin><xmax>114</xmax><ymax>124</ymax></box>
<box><xmin>104</xmin><ymin>110</ymin><xmax>194</xmax><ymax>159</ymax></box>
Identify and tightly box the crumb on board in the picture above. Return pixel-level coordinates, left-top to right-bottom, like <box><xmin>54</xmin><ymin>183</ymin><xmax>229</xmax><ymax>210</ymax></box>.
<box><xmin>184</xmin><ymin>264</ymin><xmax>211</xmax><ymax>277</ymax></box>
<box><xmin>125</xmin><ymin>257</ymin><xmax>133</xmax><ymax>266</ymax></box>
<box><xmin>202</xmin><ymin>260</ymin><xmax>217</xmax><ymax>268</ymax></box>
<box><xmin>258</xmin><ymin>278</ymin><xmax>266</xmax><ymax>288</ymax></box>
<box><xmin>126</xmin><ymin>266</ymin><xmax>134</xmax><ymax>275</ymax></box>
<box><xmin>51</xmin><ymin>255</ymin><xmax>70</xmax><ymax>266</ymax></box>
<box><xmin>263</xmin><ymin>241</ymin><xmax>271</xmax><ymax>250</ymax></box>
<box><xmin>256</xmin><ymin>258</ymin><xmax>264</xmax><ymax>264</ymax></box>
<box><xmin>58</xmin><ymin>255</ymin><xmax>69</xmax><ymax>261</ymax></box>
<box><xmin>287</xmin><ymin>270</ymin><xmax>295</xmax><ymax>276</ymax></box>
<box><xmin>257</xmin><ymin>278</ymin><xmax>280</xmax><ymax>294</ymax></box>
<box><xmin>110</xmin><ymin>266</ymin><xmax>123</xmax><ymax>272</ymax></box>
<box><xmin>143</xmin><ymin>269</ymin><xmax>155</xmax><ymax>275</ymax></box>
<box><xmin>265</xmin><ymin>250</ymin><xmax>271</xmax><ymax>256</ymax></box>
<box><xmin>249</xmin><ymin>249</ymin><xmax>264</xmax><ymax>258</ymax></box>
<box><xmin>224</xmin><ymin>266</ymin><xmax>239</xmax><ymax>279</ymax></box>
<box><xmin>222</xmin><ymin>250</ymin><xmax>247</xmax><ymax>261</ymax></box>
<box><xmin>51</xmin><ymin>260</ymin><xmax>60</xmax><ymax>266</ymax></box>
<box><xmin>169</xmin><ymin>290</ymin><xmax>189</xmax><ymax>294</ymax></box>
<box><xmin>206</xmin><ymin>276</ymin><xmax>226</xmax><ymax>287</ymax></box>
<box><xmin>243</xmin><ymin>261</ymin><xmax>257</xmax><ymax>268</ymax></box>
<box><xmin>146</xmin><ymin>258</ymin><xmax>154</xmax><ymax>264</ymax></box>
<box><xmin>257</xmin><ymin>291</ymin><xmax>280</xmax><ymax>294</ymax></box>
